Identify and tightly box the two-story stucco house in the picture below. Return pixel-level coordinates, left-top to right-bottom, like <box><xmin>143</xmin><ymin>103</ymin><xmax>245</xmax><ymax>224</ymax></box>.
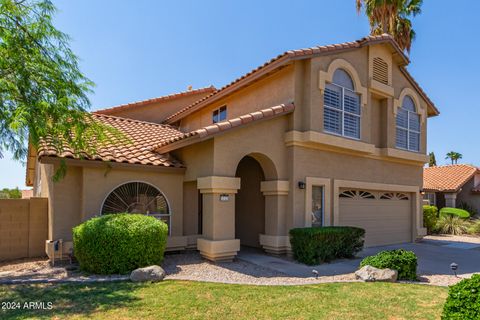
<box><xmin>26</xmin><ymin>34</ymin><xmax>439</xmax><ymax>261</ymax></box>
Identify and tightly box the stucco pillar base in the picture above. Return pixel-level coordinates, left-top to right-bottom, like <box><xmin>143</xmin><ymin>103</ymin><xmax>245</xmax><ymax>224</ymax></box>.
<box><xmin>197</xmin><ymin>238</ymin><xmax>240</xmax><ymax>262</ymax></box>
<box><xmin>259</xmin><ymin>234</ymin><xmax>290</xmax><ymax>255</ymax></box>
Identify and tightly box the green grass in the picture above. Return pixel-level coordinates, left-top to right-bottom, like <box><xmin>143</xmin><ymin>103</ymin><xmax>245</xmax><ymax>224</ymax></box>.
<box><xmin>0</xmin><ymin>280</ymin><xmax>447</xmax><ymax>320</ymax></box>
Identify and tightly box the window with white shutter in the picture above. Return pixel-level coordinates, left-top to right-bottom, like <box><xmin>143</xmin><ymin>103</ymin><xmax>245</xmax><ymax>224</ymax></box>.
<box><xmin>396</xmin><ymin>96</ymin><xmax>420</xmax><ymax>152</ymax></box>
<box><xmin>323</xmin><ymin>69</ymin><xmax>361</xmax><ymax>139</ymax></box>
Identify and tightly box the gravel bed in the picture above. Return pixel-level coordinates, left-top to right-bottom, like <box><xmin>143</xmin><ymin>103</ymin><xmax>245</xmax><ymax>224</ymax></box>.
<box><xmin>423</xmin><ymin>234</ymin><xmax>480</xmax><ymax>244</ymax></box>
<box><xmin>0</xmin><ymin>251</ymin><xmax>472</xmax><ymax>286</ymax></box>
<box><xmin>163</xmin><ymin>251</ymin><xmax>356</xmax><ymax>285</ymax></box>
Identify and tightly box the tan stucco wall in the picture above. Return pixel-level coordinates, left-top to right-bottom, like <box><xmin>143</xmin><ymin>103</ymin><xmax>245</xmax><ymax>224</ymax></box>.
<box><xmin>36</xmin><ymin>160</ymin><xmax>185</xmax><ymax>242</ymax></box>
<box><xmin>179</xmin><ymin>66</ymin><xmax>295</xmax><ymax>132</ymax></box>
<box><xmin>0</xmin><ymin>198</ymin><xmax>48</xmax><ymax>261</ymax></box>
<box><xmin>456</xmin><ymin>177</ymin><xmax>480</xmax><ymax>217</ymax></box>
<box><xmin>101</xmin><ymin>90</ymin><xmax>212</xmax><ymax>124</ymax></box>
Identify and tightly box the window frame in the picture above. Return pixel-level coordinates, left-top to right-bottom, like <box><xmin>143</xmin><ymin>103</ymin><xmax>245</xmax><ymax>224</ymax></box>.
<box><xmin>396</xmin><ymin>96</ymin><xmax>421</xmax><ymax>152</ymax></box>
<box><xmin>324</xmin><ymin>82</ymin><xmax>361</xmax><ymax>140</ymax></box>
<box><xmin>212</xmin><ymin>105</ymin><xmax>227</xmax><ymax>124</ymax></box>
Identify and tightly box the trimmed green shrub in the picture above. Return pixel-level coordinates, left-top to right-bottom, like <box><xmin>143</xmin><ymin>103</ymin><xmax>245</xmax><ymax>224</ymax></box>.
<box><xmin>440</xmin><ymin>207</ymin><xmax>470</xmax><ymax>219</ymax></box>
<box><xmin>289</xmin><ymin>227</ymin><xmax>365</xmax><ymax>265</ymax></box>
<box><xmin>360</xmin><ymin>249</ymin><xmax>417</xmax><ymax>280</ymax></box>
<box><xmin>423</xmin><ymin>205</ymin><xmax>438</xmax><ymax>234</ymax></box>
<box><xmin>436</xmin><ymin>215</ymin><xmax>470</xmax><ymax>235</ymax></box>
<box><xmin>442</xmin><ymin>274</ymin><xmax>480</xmax><ymax>320</ymax></box>
<box><xmin>73</xmin><ymin>213</ymin><xmax>168</xmax><ymax>274</ymax></box>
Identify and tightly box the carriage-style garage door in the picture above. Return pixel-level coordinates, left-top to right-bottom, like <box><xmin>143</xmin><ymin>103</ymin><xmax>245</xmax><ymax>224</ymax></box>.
<box><xmin>338</xmin><ymin>189</ymin><xmax>412</xmax><ymax>247</ymax></box>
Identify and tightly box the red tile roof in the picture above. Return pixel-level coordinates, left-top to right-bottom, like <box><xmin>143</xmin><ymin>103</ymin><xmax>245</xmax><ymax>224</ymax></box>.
<box><xmin>38</xmin><ymin>114</ymin><xmax>185</xmax><ymax>167</ymax></box>
<box><xmin>94</xmin><ymin>86</ymin><xmax>216</xmax><ymax>115</ymax></box>
<box><xmin>164</xmin><ymin>34</ymin><xmax>438</xmax><ymax>124</ymax></box>
<box><xmin>155</xmin><ymin>103</ymin><xmax>295</xmax><ymax>152</ymax></box>
<box><xmin>423</xmin><ymin>165</ymin><xmax>478</xmax><ymax>192</ymax></box>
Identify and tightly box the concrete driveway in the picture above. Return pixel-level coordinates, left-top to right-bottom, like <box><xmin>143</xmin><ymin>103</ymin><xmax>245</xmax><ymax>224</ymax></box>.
<box><xmin>238</xmin><ymin>237</ymin><xmax>480</xmax><ymax>278</ymax></box>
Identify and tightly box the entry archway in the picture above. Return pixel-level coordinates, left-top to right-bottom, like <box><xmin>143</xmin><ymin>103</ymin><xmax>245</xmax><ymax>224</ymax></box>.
<box><xmin>235</xmin><ymin>156</ymin><xmax>266</xmax><ymax>248</ymax></box>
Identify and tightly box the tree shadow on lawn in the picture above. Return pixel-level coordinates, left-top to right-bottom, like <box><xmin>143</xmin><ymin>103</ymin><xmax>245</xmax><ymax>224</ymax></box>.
<box><xmin>0</xmin><ymin>281</ymin><xmax>144</xmax><ymax>319</ymax></box>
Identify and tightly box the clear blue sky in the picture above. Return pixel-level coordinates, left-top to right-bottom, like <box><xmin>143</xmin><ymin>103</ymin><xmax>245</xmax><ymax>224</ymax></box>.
<box><xmin>1</xmin><ymin>0</ymin><xmax>479</xmax><ymax>189</ymax></box>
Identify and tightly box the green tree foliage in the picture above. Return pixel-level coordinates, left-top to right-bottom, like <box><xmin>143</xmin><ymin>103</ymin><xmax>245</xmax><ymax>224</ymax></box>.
<box><xmin>0</xmin><ymin>187</ymin><xmax>21</xmax><ymax>198</ymax></box>
<box><xmin>428</xmin><ymin>152</ymin><xmax>436</xmax><ymax>167</ymax></box>
<box><xmin>0</xmin><ymin>0</ymin><xmax>121</xmax><ymax>172</ymax></box>
<box><xmin>445</xmin><ymin>151</ymin><xmax>463</xmax><ymax>164</ymax></box>
<box><xmin>355</xmin><ymin>0</ymin><xmax>423</xmax><ymax>53</ymax></box>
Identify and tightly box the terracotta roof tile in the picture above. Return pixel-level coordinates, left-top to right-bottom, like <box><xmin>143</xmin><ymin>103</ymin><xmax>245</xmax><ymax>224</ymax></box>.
<box><xmin>94</xmin><ymin>86</ymin><xmax>216</xmax><ymax>115</ymax></box>
<box><xmin>155</xmin><ymin>103</ymin><xmax>295</xmax><ymax>151</ymax></box>
<box><xmin>423</xmin><ymin>164</ymin><xmax>478</xmax><ymax>192</ymax></box>
<box><xmin>163</xmin><ymin>34</ymin><xmax>429</xmax><ymax>124</ymax></box>
<box><xmin>38</xmin><ymin>114</ymin><xmax>185</xmax><ymax>168</ymax></box>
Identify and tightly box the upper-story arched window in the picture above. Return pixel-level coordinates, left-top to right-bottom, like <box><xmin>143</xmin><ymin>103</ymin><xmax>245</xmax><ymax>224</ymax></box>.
<box><xmin>324</xmin><ymin>68</ymin><xmax>361</xmax><ymax>139</ymax></box>
<box><xmin>396</xmin><ymin>95</ymin><xmax>420</xmax><ymax>151</ymax></box>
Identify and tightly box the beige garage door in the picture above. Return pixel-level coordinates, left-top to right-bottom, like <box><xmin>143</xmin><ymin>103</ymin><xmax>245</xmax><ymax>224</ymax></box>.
<box><xmin>338</xmin><ymin>189</ymin><xmax>412</xmax><ymax>247</ymax></box>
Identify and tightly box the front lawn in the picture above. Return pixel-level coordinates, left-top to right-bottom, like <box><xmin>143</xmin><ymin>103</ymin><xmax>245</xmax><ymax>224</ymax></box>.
<box><xmin>0</xmin><ymin>281</ymin><xmax>447</xmax><ymax>320</ymax></box>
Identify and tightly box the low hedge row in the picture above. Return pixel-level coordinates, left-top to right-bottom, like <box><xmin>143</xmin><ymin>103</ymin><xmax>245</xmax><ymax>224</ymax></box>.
<box><xmin>289</xmin><ymin>226</ymin><xmax>365</xmax><ymax>265</ymax></box>
<box><xmin>73</xmin><ymin>213</ymin><xmax>168</xmax><ymax>274</ymax></box>
<box><xmin>360</xmin><ymin>249</ymin><xmax>417</xmax><ymax>280</ymax></box>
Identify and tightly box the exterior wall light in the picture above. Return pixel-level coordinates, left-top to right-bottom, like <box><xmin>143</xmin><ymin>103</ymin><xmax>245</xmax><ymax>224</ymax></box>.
<box><xmin>298</xmin><ymin>181</ymin><xmax>306</xmax><ymax>189</ymax></box>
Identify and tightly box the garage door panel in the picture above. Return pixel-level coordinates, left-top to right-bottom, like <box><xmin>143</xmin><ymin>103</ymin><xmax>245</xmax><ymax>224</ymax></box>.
<box><xmin>339</xmin><ymin>189</ymin><xmax>412</xmax><ymax>247</ymax></box>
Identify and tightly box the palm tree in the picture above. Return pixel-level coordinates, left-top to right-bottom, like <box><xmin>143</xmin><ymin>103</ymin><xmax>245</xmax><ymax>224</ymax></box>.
<box><xmin>355</xmin><ymin>0</ymin><xmax>423</xmax><ymax>53</ymax></box>
<box><xmin>445</xmin><ymin>151</ymin><xmax>463</xmax><ymax>165</ymax></box>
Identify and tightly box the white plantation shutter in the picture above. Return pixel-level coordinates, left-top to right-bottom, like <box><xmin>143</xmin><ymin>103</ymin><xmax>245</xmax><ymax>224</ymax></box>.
<box><xmin>396</xmin><ymin>96</ymin><xmax>420</xmax><ymax>151</ymax></box>
<box><xmin>323</xmin><ymin>71</ymin><xmax>361</xmax><ymax>139</ymax></box>
<box><xmin>324</xmin><ymin>84</ymin><xmax>341</xmax><ymax>109</ymax></box>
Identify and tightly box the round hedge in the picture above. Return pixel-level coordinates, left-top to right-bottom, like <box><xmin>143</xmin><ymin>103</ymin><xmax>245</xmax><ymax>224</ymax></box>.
<box><xmin>440</xmin><ymin>207</ymin><xmax>470</xmax><ymax>219</ymax></box>
<box><xmin>73</xmin><ymin>213</ymin><xmax>168</xmax><ymax>274</ymax></box>
<box><xmin>360</xmin><ymin>249</ymin><xmax>417</xmax><ymax>280</ymax></box>
<box><xmin>442</xmin><ymin>274</ymin><xmax>480</xmax><ymax>319</ymax></box>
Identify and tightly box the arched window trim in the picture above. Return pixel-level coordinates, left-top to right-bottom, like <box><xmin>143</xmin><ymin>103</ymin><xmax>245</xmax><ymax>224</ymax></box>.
<box><xmin>396</xmin><ymin>94</ymin><xmax>421</xmax><ymax>152</ymax></box>
<box><xmin>100</xmin><ymin>180</ymin><xmax>172</xmax><ymax>235</ymax></box>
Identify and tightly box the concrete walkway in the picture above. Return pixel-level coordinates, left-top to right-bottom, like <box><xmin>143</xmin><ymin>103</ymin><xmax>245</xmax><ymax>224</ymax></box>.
<box><xmin>238</xmin><ymin>238</ymin><xmax>480</xmax><ymax>278</ymax></box>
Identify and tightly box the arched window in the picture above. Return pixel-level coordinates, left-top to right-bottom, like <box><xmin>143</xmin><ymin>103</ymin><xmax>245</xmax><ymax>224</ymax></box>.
<box><xmin>324</xmin><ymin>69</ymin><xmax>361</xmax><ymax>139</ymax></box>
<box><xmin>396</xmin><ymin>95</ymin><xmax>420</xmax><ymax>151</ymax></box>
<box><xmin>101</xmin><ymin>182</ymin><xmax>171</xmax><ymax>232</ymax></box>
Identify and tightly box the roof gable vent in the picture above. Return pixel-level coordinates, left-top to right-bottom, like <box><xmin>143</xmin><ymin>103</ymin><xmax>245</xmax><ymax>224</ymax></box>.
<box><xmin>372</xmin><ymin>57</ymin><xmax>389</xmax><ymax>85</ymax></box>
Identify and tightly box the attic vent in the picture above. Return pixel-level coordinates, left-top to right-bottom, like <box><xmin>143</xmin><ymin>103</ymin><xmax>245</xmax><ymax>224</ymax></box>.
<box><xmin>372</xmin><ymin>57</ymin><xmax>389</xmax><ymax>85</ymax></box>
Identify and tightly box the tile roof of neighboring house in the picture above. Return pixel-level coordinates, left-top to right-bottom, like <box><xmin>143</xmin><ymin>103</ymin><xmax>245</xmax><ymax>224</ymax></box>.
<box><xmin>423</xmin><ymin>164</ymin><xmax>479</xmax><ymax>192</ymax></box>
<box><xmin>38</xmin><ymin>114</ymin><xmax>185</xmax><ymax>167</ymax></box>
<box><xmin>164</xmin><ymin>34</ymin><xmax>439</xmax><ymax>124</ymax></box>
<box><xmin>155</xmin><ymin>103</ymin><xmax>295</xmax><ymax>152</ymax></box>
<box><xmin>94</xmin><ymin>86</ymin><xmax>216</xmax><ymax>115</ymax></box>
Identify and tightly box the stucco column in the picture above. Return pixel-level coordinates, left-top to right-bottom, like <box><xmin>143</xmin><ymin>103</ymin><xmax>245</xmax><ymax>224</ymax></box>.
<box><xmin>444</xmin><ymin>193</ymin><xmax>457</xmax><ymax>208</ymax></box>
<box><xmin>259</xmin><ymin>180</ymin><xmax>290</xmax><ymax>254</ymax></box>
<box><xmin>196</xmin><ymin>176</ymin><xmax>240</xmax><ymax>262</ymax></box>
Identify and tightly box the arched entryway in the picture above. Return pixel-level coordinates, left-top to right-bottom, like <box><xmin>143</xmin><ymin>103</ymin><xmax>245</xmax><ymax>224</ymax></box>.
<box><xmin>235</xmin><ymin>156</ymin><xmax>265</xmax><ymax>248</ymax></box>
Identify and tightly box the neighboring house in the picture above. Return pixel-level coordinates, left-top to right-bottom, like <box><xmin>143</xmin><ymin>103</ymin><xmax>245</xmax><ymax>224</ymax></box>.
<box><xmin>423</xmin><ymin>164</ymin><xmax>480</xmax><ymax>213</ymax></box>
<box><xmin>21</xmin><ymin>189</ymin><xmax>33</xmax><ymax>199</ymax></box>
<box><xmin>26</xmin><ymin>34</ymin><xmax>439</xmax><ymax>262</ymax></box>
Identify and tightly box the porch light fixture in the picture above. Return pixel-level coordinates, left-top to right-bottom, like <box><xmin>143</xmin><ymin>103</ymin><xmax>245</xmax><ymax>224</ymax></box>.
<box><xmin>298</xmin><ymin>181</ymin><xmax>306</xmax><ymax>189</ymax></box>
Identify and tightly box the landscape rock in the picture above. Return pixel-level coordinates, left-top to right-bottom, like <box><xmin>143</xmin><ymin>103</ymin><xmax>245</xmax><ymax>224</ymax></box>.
<box><xmin>130</xmin><ymin>265</ymin><xmax>166</xmax><ymax>282</ymax></box>
<box><xmin>355</xmin><ymin>265</ymin><xmax>398</xmax><ymax>282</ymax></box>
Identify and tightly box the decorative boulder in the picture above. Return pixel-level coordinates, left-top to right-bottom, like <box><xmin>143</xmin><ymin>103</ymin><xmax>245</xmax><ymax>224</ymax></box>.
<box><xmin>130</xmin><ymin>265</ymin><xmax>166</xmax><ymax>282</ymax></box>
<box><xmin>355</xmin><ymin>265</ymin><xmax>398</xmax><ymax>282</ymax></box>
